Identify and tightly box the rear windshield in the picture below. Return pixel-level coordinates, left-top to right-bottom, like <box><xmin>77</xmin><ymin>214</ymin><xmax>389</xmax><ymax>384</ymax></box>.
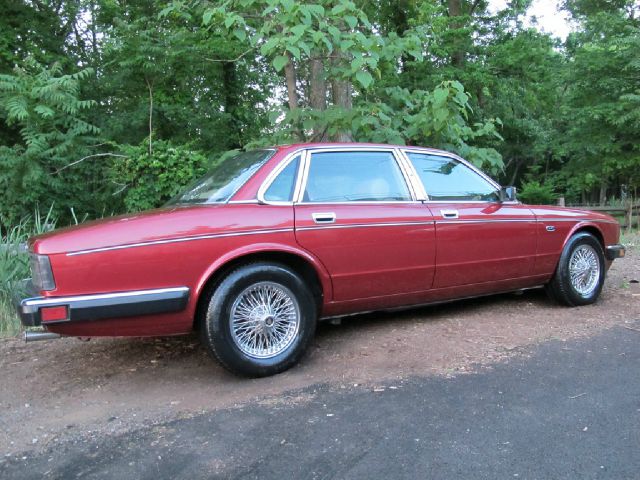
<box><xmin>168</xmin><ymin>149</ymin><xmax>275</xmax><ymax>204</ymax></box>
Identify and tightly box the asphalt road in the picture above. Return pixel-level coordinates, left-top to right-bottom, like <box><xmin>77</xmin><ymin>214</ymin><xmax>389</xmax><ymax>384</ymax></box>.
<box><xmin>2</xmin><ymin>321</ymin><xmax>639</xmax><ymax>480</ymax></box>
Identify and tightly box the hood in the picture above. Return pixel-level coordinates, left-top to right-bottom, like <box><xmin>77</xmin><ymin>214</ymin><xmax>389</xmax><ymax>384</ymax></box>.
<box><xmin>528</xmin><ymin>204</ymin><xmax>618</xmax><ymax>223</ymax></box>
<box><xmin>30</xmin><ymin>205</ymin><xmax>226</xmax><ymax>255</ymax></box>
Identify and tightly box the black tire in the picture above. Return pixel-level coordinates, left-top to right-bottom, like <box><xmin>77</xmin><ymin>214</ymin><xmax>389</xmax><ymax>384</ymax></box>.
<box><xmin>546</xmin><ymin>232</ymin><xmax>605</xmax><ymax>307</ymax></box>
<box><xmin>201</xmin><ymin>262</ymin><xmax>317</xmax><ymax>377</ymax></box>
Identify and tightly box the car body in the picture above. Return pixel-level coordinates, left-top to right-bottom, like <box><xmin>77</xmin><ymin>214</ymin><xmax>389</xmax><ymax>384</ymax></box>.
<box><xmin>15</xmin><ymin>143</ymin><xmax>626</xmax><ymax>376</ymax></box>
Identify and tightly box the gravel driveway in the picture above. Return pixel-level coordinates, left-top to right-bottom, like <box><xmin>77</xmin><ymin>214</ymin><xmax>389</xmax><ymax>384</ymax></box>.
<box><xmin>0</xmin><ymin>235</ymin><xmax>638</xmax><ymax>473</ymax></box>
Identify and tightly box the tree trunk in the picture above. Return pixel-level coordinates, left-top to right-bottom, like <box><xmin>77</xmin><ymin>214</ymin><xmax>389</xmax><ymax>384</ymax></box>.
<box><xmin>309</xmin><ymin>55</ymin><xmax>328</xmax><ymax>141</ymax></box>
<box><xmin>145</xmin><ymin>78</ymin><xmax>153</xmax><ymax>156</ymax></box>
<box><xmin>222</xmin><ymin>61</ymin><xmax>241</xmax><ymax>149</ymax></box>
<box><xmin>330</xmin><ymin>51</ymin><xmax>353</xmax><ymax>143</ymax></box>
<box><xmin>447</xmin><ymin>0</ymin><xmax>465</xmax><ymax>67</ymax></box>
<box><xmin>284</xmin><ymin>52</ymin><xmax>299</xmax><ymax>112</ymax></box>
<box><xmin>283</xmin><ymin>52</ymin><xmax>304</xmax><ymax>140</ymax></box>
<box><xmin>599</xmin><ymin>182</ymin><xmax>607</xmax><ymax>206</ymax></box>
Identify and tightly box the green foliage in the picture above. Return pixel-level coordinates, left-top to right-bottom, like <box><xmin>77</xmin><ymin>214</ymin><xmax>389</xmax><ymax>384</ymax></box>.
<box><xmin>0</xmin><ymin>58</ymin><xmax>109</xmax><ymax>226</ymax></box>
<box><xmin>0</xmin><ymin>206</ymin><xmax>57</xmax><ymax>336</ymax></box>
<box><xmin>1</xmin><ymin>0</ymin><xmax>639</xmax><ymax>227</ymax></box>
<box><xmin>110</xmin><ymin>141</ymin><xmax>210</xmax><ymax>212</ymax></box>
<box><xmin>518</xmin><ymin>181</ymin><xmax>557</xmax><ymax>205</ymax></box>
<box><xmin>354</xmin><ymin>81</ymin><xmax>504</xmax><ymax>174</ymax></box>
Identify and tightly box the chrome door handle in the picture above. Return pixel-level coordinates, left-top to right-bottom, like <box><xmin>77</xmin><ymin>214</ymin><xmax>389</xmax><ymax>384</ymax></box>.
<box><xmin>441</xmin><ymin>209</ymin><xmax>459</xmax><ymax>219</ymax></box>
<box><xmin>312</xmin><ymin>212</ymin><xmax>336</xmax><ymax>224</ymax></box>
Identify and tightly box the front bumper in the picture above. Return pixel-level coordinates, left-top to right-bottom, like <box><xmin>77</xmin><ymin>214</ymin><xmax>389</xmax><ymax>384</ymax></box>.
<box><xmin>605</xmin><ymin>244</ymin><xmax>626</xmax><ymax>261</ymax></box>
<box><xmin>13</xmin><ymin>280</ymin><xmax>190</xmax><ymax>327</ymax></box>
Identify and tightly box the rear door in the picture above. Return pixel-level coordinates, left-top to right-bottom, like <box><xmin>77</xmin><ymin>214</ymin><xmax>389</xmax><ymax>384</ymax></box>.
<box><xmin>293</xmin><ymin>148</ymin><xmax>436</xmax><ymax>301</ymax></box>
<box><xmin>403</xmin><ymin>150</ymin><xmax>537</xmax><ymax>289</ymax></box>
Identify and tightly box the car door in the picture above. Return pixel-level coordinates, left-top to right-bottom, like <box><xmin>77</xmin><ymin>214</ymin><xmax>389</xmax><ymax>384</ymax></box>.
<box><xmin>293</xmin><ymin>148</ymin><xmax>436</xmax><ymax>302</ymax></box>
<box><xmin>402</xmin><ymin>150</ymin><xmax>537</xmax><ymax>289</ymax></box>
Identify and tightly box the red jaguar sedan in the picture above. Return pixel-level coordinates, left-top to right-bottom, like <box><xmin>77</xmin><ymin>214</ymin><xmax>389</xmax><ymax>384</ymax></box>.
<box><xmin>15</xmin><ymin>143</ymin><xmax>625</xmax><ymax>376</ymax></box>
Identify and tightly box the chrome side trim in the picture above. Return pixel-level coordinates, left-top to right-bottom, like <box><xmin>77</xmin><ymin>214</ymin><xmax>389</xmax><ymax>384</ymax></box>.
<box><xmin>297</xmin><ymin>221</ymin><xmax>435</xmax><ymax>232</ymax></box>
<box><xmin>66</xmin><ymin>228</ymin><xmax>294</xmax><ymax>256</ymax></box>
<box><xmin>436</xmin><ymin>219</ymin><xmax>537</xmax><ymax>224</ymax></box>
<box><xmin>21</xmin><ymin>287</ymin><xmax>189</xmax><ymax>314</ymax></box>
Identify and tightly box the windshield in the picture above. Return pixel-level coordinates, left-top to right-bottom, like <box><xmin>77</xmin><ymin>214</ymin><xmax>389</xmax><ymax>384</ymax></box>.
<box><xmin>168</xmin><ymin>149</ymin><xmax>275</xmax><ymax>205</ymax></box>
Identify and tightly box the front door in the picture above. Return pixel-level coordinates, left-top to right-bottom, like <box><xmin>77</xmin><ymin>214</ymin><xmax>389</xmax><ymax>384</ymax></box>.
<box><xmin>294</xmin><ymin>149</ymin><xmax>436</xmax><ymax>301</ymax></box>
<box><xmin>403</xmin><ymin>150</ymin><xmax>537</xmax><ymax>289</ymax></box>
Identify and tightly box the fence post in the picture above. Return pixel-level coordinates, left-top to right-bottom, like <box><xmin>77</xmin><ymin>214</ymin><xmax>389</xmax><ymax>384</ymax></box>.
<box><xmin>557</xmin><ymin>197</ymin><xmax>565</xmax><ymax>207</ymax></box>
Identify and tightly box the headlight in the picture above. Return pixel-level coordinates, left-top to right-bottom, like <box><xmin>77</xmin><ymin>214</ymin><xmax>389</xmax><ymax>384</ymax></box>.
<box><xmin>30</xmin><ymin>254</ymin><xmax>56</xmax><ymax>291</ymax></box>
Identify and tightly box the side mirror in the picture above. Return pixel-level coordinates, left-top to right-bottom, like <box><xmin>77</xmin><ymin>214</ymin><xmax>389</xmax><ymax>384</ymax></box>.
<box><xmin>500</xmin><ymin>186</ymin><xmax>517</xmax><ymax>202</ymax></box>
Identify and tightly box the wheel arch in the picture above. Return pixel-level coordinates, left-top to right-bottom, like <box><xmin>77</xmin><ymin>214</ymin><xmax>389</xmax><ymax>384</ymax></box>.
<box><xmin>564</xmin><ymin>223</ymin><xmax>605</xmax><ymax>250</ymax></box>
<box><xmin>192</xmin><ymin>244</ymin><xmax>332</xmax><ymax>330</ymax></box>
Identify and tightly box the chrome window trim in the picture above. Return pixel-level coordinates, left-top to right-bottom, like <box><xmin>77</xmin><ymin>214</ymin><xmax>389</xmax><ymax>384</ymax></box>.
<box><xmin>395</xmin><ymin>148</ymin><xmax>428</xmax><ymax>201</ymax></box>
<box><xmin>256</xmin><ymin>150</ymin><xmax>305</xmax><ymax>206</ymax></box>
<box><xmin>295</xmin><ymin>147</ymin><xmax>418</xmax><ymax>204</ymax></box>
<box><xmin>401</xmin><ymin>147</ymin><xmax>504</xmax><ymax>202</ymax></box>
<box><xmin>295</xmin><ymin>201</ymin><xmax>423</xmax><ymax>205</ymax></box>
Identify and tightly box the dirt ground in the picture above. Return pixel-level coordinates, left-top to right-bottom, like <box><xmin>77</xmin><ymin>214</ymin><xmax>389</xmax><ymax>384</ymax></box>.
<box><xmin>1</xmin><ymin>238</ymin><xmax>638</xmax><ymax>458</ymax></box>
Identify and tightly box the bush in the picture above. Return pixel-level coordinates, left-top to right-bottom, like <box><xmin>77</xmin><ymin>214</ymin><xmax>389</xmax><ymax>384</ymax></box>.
<box><xmin>518</xmin><ymin>180</ymin><xmax>557</xmax><ymax>205</ymax></box>
<box><xmin>110</xmin><ymin>140</ymin><xmax>210</xmax><ymax>212</ymax></box>
<box><xmin>0</xmin><ymin>207</ymin><xmax>57</xmax><ymax>336</ymax></box>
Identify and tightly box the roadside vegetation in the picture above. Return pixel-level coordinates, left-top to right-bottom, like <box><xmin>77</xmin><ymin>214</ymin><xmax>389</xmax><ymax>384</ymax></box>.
<box><xmin>0</xmin><ymin>209</ymin><xmax>56</xmax><ymax>336</ymax></box>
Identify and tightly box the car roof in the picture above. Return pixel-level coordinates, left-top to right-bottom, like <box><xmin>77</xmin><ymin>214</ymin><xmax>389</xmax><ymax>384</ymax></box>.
<box><xmin>271</xmin><ymin>142</ymin><xmax>452</xmax><ymax>156</ymax></box>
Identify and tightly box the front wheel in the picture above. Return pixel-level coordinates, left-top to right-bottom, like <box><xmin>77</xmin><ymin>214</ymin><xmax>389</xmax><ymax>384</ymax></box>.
<box><xmin>201</xmin><ymin>263</ymin><xmax>317</xmax><ymax>377</ymax></box>
<box><xmin>546</xmin><ymin>232</ymin><xmax>605</xmax><ymax>306</ymax></box>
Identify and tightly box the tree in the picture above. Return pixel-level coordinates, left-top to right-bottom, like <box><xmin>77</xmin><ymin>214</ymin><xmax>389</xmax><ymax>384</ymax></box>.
<box><xmin>0</xmin><ymin>59</ymin><xmax>109</xmax><ymax>225</ymax></box>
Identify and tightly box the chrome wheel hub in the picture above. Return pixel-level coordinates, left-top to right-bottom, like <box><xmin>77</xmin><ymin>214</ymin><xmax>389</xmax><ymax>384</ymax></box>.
<box><xmin>569</xmin><ymin>245</ymin><xmax>600</xmax><ymax>297</ymax></box>
<box><xmin>230</xmin><ymin>281</ymin><xmax>300</xmax><ymax>359</ymax></box>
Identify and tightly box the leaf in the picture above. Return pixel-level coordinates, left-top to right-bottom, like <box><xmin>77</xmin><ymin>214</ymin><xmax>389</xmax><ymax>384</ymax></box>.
<box><xmin>234</xmin><ymin>28</ymin><xmax>247</xmax><ymax>42</ymax></box>
<box><xmin>286</xmin><ymin>45</ymin><xmax>301</xmax><ymax>59</ymax></box>
<box><xmin>290</xmin><ymin>24</ymin><xmax>306</xmax><ymax>38</ymax></box>
<box><xmin>331</xmin><ymin>4</ymin><xmax>346</xmax><ymax>15</ymax></box>
<box><xmin>307</xmin><ymin>4</ymin><xmax>325</xmax><ymax>17</ymax></box>
<box><xmin>202</xmin><ymin>9</ymin><xmax>214</xmax><ymax>25</ymax></box>
<box><xmin>433</xmin><ymin>87</ymin><xmax>449</xmax><ymax>105</ymax></box>
<box><xmin>355</xmin><ymin>71</ymin><xmax>373</xmax><ymax>89</ymax></box>
<box><xmin>273</xmin><ymin>55</ymin><xmax>289</xmax><ymax>72</ymax></box>
<box><xmin>344</xmin><ymin>15</ymin><xmax>357</xmax><ymax>29</ymax></box>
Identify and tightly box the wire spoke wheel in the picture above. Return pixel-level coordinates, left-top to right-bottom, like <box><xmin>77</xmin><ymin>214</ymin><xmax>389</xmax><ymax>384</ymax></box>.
<box><xmin>230</xmin><ymin>281</ymin><xmax>300</xmax><ymax>359</ymax></box>
<box><xmin>568</xmin><ymin>244</ymin><xmax>600</xmax><ymax>297</ymax></box>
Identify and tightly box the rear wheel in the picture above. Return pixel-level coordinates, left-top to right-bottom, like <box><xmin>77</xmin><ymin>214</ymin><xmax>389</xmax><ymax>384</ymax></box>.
<box><xmin>201</xmin><ymin>263</ymin><xmax>317</xmax><ymax>377</ymax></box>
<box><xmin>546</xmin><ymin>232</ymin><xmax>605</xmax><ymax>306</ymax></box>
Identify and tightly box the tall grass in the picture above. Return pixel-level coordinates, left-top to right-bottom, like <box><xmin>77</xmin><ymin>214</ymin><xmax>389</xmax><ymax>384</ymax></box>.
<box><xmin>0</xmin><ymin>207</ymin><xmax>57</xmax><ymax>336</ymax></box>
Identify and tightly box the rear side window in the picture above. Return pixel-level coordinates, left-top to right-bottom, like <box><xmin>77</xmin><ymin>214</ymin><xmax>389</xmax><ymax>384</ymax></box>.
<box><xmin>406</xmin><ymin>153</ymin><xmax>500</xmax><ymax>202</ymax></box>
<box><xmin>264</xmin><ymin>155</ymin><xmax>300</xmax><ymax>202</ymax></box>
<box><xmin>303</xmin><ymin>151</ymin><xmax>411</xmax><ymax>202</ymax></box>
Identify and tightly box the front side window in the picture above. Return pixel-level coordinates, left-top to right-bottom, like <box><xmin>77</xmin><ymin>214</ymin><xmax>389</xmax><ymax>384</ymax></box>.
<box><xmin>406</xmin><ymin>153</ymin><xmax>500</xmax><ymax>202</ymax></box>
<box><xmin>303</xmin><ymin>151</ymin><xmax>411</xmax><ymax>202</ymax></box>
<box><xmin>168</xmin><ymin>149</ymin><xmax>275</xmax><ymax>204</ymax></box>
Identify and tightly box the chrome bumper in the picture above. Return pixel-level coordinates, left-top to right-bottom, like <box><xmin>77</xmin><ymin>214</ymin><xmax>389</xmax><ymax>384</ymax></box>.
<box><xmin>605</xmin><ymin>244</ymin><xmax>626</xmax><ymax>260</ymax></box>
<box><xmin>14</xmin><ymin>281</ymin><xmax>190</xmax><ymax>327</ymax></box>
